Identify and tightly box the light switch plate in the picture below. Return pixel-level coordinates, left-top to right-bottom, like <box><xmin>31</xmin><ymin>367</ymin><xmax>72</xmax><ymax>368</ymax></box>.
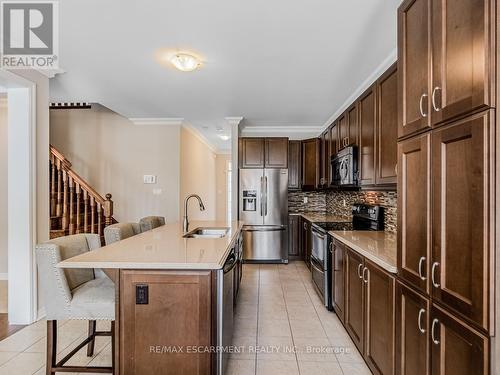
<box><xmin>143</xmin><ymin>175</ymin><xmax>157</xmax><ymax>184</ymax></box>
<box><xmin>303</xmin><ymin>197</ymin><xmax>308</xmax><ymax>204</ymax></box>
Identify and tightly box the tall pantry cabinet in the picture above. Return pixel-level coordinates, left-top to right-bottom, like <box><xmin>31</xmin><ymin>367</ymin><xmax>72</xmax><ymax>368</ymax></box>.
<box><xmin>396</xmin><ymin>0</ymin><xmax>495</xmax><ymax>374</ymax></box>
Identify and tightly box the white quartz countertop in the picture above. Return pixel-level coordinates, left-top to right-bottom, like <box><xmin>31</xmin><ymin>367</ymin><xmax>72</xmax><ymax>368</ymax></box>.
<box><xmin>329</xmin><ymin>230</ymin><xmax>397</xmax><ymax>273</ymax></box>
<box><xmin>58</xmin><ymin>220</ymin><xmax>243</xmax><ymax>270</ymax></box>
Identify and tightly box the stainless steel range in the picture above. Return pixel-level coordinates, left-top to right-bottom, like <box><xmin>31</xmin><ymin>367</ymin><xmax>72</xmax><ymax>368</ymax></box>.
<box><xmin>310</xmin><ymin>204</ymin><xmax>384</xmax><ymax>310</ymax></box>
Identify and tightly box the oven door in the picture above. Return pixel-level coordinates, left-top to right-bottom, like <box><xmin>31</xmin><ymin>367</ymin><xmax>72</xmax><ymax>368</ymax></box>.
<box><xmin>311</xmin><ymin>226</ymin><xmax>326</xmax><ymax>263</ymax></box>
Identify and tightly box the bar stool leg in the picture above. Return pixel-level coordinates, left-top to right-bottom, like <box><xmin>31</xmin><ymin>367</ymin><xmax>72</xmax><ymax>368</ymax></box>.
<box><xmin>87</xmin><ymin>320</ymin><xmax>96</xmax><ymax>356</ymax></box>
<box><xmin>46</xmin><ymin>320</ymin><xmax>57</xmax><ymax>375</ymax></box>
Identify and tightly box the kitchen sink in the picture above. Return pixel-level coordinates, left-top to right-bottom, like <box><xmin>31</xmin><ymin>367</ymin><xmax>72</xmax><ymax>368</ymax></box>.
<box><xmin>183</xmin><ymin>227</ymin><xmax>230</xmax><ymax>239</ymax></box>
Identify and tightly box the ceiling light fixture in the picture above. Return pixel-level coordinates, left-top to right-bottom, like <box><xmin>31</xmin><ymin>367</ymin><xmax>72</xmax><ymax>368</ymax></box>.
<box><xmin>218</xmin><ymin>134</ymin><xmax>230</xmax><ymax>141</ymax></box>
<box><xmin>170</xmin><ymin>53</ymin><xmax>201</xmax><ymax>72</ymax></box>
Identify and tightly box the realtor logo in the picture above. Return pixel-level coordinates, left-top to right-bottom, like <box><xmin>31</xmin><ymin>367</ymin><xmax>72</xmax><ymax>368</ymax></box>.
<box><xmin>0</xmin><ymin>0</ymin><xmax>59</xmax><ymax>69</ymax></box>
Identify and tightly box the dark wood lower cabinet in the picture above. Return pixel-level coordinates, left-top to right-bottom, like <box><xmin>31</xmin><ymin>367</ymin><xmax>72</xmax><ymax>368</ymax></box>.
<box><xmin>396</xmin><ymin>281</ymin><xmax>430</xmax><ymax>375</ymax></box>
<box><xmin>345</xmin><ymin>248</ymin><xmax>364</xmax><ymax>352</ymax></box>
<box><xmin>364</xmin><ymin>260</ymin><xmax>395</xmax><ymax>375</ymax></box>
<box><xmin>430</xmin><ymin>304</ymin><xmax>489</xmax><ymax>375</ymax></box>
<box><xmin>120</xmin><ymin>270</ymin><xmax>213</xmax><ymax>375</ymax></box>
<box><xmin>332</xmin><ymin>240</ymin><xmax>345</xmax><ymax>323</ymax></box>
<box><xmin>288</xmin><ymin>215</ymin><xmax>301</xmax><ymax>259</ymax></box>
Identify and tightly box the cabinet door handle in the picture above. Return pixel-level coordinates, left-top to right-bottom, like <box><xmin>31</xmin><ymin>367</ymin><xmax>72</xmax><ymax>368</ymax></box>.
<box><xmin>394</xmin><ymin>163</ymin><xmax>398</xmax><ymax>176</ymax></box>
<box><xmin>362</xmin><ymin>267</ymin><xmax>369</xmax><ymax>284</ymax></box>
<box><xmin>431</xmin><ymin>262</ymin><xmax>440</xmax><ymax>288</ymax></box>
<box><xmin>418</xmin><ymin>256</ymin><xmax>427</xmax><ymax>280</ymax></box>
<box><xmin>432</xmin><ymin>86</ymin><xmax>441</xmax><ymax>112</ymax></box>
<box><xmin>303</xmin><ymin>223</ymin><xmax>307</xmax><ymax>230</ymax></box>
<box><xmin>330</xmin><ymin>242</ymin><xmax>334</xmax><ymax>254</ymax></box>
<box><xmin>419</xmin><ymin>93</ymin><xmax>428</xmax><ymax>118</ymax></box>
<box><xmin>418</xmin><ymin>308</ymin><xmax>426</xmax><ymax>333</ymax></box>
<box><xmin>431</xmin><ymin>319</ymin><xmax>440</xmax><ymax>345</ymax></box>
<box><xmin>357</xmin><ymin>263</ymin><xmax>363</xmax><ymax>279</ymax></box>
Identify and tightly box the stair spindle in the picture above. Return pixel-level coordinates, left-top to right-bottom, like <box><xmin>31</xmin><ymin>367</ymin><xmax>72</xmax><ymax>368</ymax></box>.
<box><xmin>62</xmin><ymin>170</ymin><xmax>69</xmax><ymax>232</ymax></box>
<box><xmin>83</xmin><ymin>190</ymin><xmax>89</xmax><ymax>233</ymax></box>
<box><xmin>50</xmin><ymin>155</ymin><xmax>56</xmax><ymax>217</ymax></box>
<box><xmin>90</xmin><ymin>196</ymin><xmax>96</xmax><ymax>234</ymax></box>
<box><xmin>56</xmin><ymin>160</ymin><xmax>63</xmax><ymax>217</ymax></box>
<box><xmin>75</xmin><ymin>183</ymin><xmax>81</xmax><ymax>234</ymax></box>
<box><xmin>69</xmin><ymin>176</ymin><xmax>75</xmax><ymax>234</ymax></box>
<box><xmin>97</xmin><ymin>203</ymin><xmax>102</xmax><ymax>237</ymax></box>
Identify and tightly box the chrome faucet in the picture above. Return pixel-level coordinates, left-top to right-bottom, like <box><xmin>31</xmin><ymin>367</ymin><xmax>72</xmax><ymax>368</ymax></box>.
<box><xmin>183</xmin><ymin>194</ymin><xmax>206</xmax><ymax>233</ymax></box>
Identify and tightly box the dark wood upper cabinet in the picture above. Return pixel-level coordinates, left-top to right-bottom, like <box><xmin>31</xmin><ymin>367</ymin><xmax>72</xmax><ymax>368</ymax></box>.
<box><xmin>332</xmin><ymin>239</ymin><xmax>346</xmax><ymax>323</ymax></box>
<box><xmin>345</xmin><ymin>248</ymin><xmax>365</xmax><ymax>353</ymax></box>
<box><xmin>323</xmin><ymin>129</ymin><xmax>331</xmax><ymax>187</ymax></box>
<box><xmin>240</xmin><ymin>137</ymin><xmax>288</xmax><ymax>169</ymax></box>
<box><xmin>288</xmin><ymin>215</ymin><xmax>301</xmax><ymax>258</ymax></box>
<box><xmin>397</xmin><ymin>132</ymin><xmax>431</xmax><ymax>295</ymax></box>
<box><xmin>395</xmin><ymin>281</ymin><xmax>430</xmax><ymax>375</ymax></box>
<box><xmin>358</xmin><ymin>85</ymin><xmax>377</xmax><ymax>186</ymax></box>
<box><xmin>301</xmin><ymin>138</ymin><xmax>320</xmax><ymax>190</ymax></box>
<box><xmin>338</xmin><ymin>112</ymin><xmax>349</xmax><ymax>150</ymax></box>
<box><xmin>288</xmin><ymin>140</ymin><xmax>302</xmax><ymax>189</ymax></box>
<box><xmin>364</xmin><ymin>260</ymin><xmax>396</xmax><ymax>375</ymax></box>
<box><xmin>120</xmin><ymin>270</ymin><xmax>213</xmax><ymax>374</ymax></box>
<box><xmin>430</xmin><ymin>304</ymin><xmax>489</xmax><ymax>375</ymax></box>
<box><xmin>239</xmin><ymin>137</ymin><xmax>265</xmax><ymax>168</ymax></box>
<box><xmin>398</xmin><ymin>0</ymin><xmax>432</xmax><ymax>138</ymax></box>
<box><xmin>265</xmin><ymin>137</ymin><xmax>288</xmax><ymax>168</ymax></box>
<box><xmin>431</xmin><ymin>110</ymin><xmax>492</xmax><ymax>331</ymax></box>
<box><xmin>330</xmin><ymin>122</ymin><xmax>339</xmax><ymax>160</ymax></box>
<box><xmin>376</xmin><ymin>64</ymin><xmax>398</xmax><ymax>185</ymax></box>
<box><xmin>347</xmin><ymin>104</ymin><xmax>359</xmax><ymax>147</ymax></box>
<box><xmin>430</xmin><ymin>0</ymin><xmax>494</xmax><ymax>126</ymax></box>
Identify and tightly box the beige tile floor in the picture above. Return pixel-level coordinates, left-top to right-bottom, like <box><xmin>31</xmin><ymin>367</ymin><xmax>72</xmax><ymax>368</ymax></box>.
<box><xmin>228</xmin><ymin>261</ymin><xmax>371</xmax><ymax>375</ymax></box>
<box><xmin>0</xmin><ymin>261</ymin><xmax>371</xmax><ymax>374</ymax></box>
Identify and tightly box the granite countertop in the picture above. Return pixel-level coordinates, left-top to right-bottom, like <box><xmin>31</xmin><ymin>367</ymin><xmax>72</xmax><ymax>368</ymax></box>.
<box><xmin>58</xmin><ymin>220</ymin><xmax>243</xmax><ymax>270</ymax></box>
<box><xmin>329</xmin><ymin>230</ymin><xmax>397</xmax><ymax>273</ymax></box>
<box><xmin>291</xmin><ymin>212</ymin><xmax>351</xmax><ymax>223</ymax></box>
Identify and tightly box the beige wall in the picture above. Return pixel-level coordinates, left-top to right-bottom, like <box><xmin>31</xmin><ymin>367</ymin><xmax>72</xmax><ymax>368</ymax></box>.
<box><xmin>180</xmin><ymin>126</ymin><xmax>217</xmax><ymax>221</ymax></box>
<box><xmin>50</xmin><ymin>105</ymin><xmax>180</xmax><ymax>223</ymax></box>
<box><xmin>0</xmin><ymin>96</ymin><xmax>7</xmax><ymax>275</ymax></box>
<box><xmin>215</xmin><ymin>154</ymin><xmax>230</xmax><ymax>222</ymax></box>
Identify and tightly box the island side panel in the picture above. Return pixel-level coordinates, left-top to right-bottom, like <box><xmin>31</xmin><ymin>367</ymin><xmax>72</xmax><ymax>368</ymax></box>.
<box><xmin>119</xmin><ymin>269</ymin><xmax>213</xmax><ymax>375</ymax></box>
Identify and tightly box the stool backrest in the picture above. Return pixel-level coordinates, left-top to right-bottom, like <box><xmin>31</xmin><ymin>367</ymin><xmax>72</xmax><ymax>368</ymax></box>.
<box><xmin>36</xmin><ymin>234</ymin><xmax>101</xmax><ymax>311</ymax></box>
<box><xmin>139</xmin><ymin>216</ymin><xmax>165</xmax><ymax>232</ymax></box>
<box><xmin>104</xmin><ymin>222</ymin><xmax>140</xmax><ymax>246</ymax></box>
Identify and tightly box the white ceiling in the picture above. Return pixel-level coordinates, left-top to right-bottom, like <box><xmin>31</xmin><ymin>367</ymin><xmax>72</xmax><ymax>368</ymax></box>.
<box><xmin>49</xmin><ymin>0</ymin><xmax>401</xmax><ymax>152</ymax></box>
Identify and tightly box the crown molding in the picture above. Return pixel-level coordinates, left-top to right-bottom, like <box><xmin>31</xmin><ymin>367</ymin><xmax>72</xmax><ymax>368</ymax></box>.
<box><xmin>182</xmin><ymin>123</ymin><xmax>218</xmax><ymax>154</ymax></box>
<box><xmin>129</xmin><ymin>117</ymin><xmax>184</xmax><ymax>126</ymax></box>
<box><xmin>225</xmin><ymin>116</ymin><xmax>243</xmax><ymax>126</ymax></box>
<box><xmin>320</xmin><ymin>48</ymin><xmax>397</xmax><ymax>132</ymax></box>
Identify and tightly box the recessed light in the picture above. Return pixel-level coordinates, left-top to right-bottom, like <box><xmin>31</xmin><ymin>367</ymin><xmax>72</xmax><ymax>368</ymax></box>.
<box><xmin>170</xmin><ymin>53</ymin><xmax>201</xmax><ymax>72</ymax></box>
<box><xmin>218</xmin><ymin>134</ymin><xmax>230</xmax><ymax>141</ymax></box>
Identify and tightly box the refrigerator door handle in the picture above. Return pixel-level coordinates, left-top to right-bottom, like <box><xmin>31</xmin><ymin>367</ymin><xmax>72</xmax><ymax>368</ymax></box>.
<box><xmin>260</xmin><ymin>177</ymin><xmax>264</xmax><ymax>216</ymax></box>
<box><xmin>264</xmin><ymin>176</ymin><xmax>268</xmax><ymax>216</ymax></box>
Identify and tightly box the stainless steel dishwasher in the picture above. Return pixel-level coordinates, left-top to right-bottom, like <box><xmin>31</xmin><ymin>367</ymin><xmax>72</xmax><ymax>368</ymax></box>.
<box><xmin>217</xmin><ymin>247</ymin><xmax>237</xmax><ymax>374</ymax></box>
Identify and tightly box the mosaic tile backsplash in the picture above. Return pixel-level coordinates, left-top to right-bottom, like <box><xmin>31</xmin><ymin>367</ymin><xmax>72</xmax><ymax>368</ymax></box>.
<box><xmin>288</xmin><ymin>190</ymin><xmax>397</xmax><ymax>233</ymax></box>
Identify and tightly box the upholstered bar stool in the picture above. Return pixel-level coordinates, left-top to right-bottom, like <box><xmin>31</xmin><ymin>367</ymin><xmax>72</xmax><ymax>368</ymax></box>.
<box><xmin>139</xmin><ymin>215</ymin><xmax>165</xmax><ymax>232</ymax></box>
<box><xmin>36</xmin><ymin>233</ymin><xmax>115</xmax><ymax>374</ymax></box>
<box><xmin>104</xmin><ymin>222</ymin><xmax>141</xmax><ymax>246</ymax></box>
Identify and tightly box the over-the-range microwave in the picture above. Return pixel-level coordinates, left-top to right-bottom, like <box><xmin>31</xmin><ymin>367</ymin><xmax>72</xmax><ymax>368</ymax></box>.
<box><xmin>331</xmin><ymin>146</ymin><xmax>358</xmax><ymax>187</ymax></box>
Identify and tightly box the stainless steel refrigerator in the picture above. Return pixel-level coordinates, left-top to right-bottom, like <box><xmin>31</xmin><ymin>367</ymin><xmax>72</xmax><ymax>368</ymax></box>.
<box><xmin>239</xmin><ymin>169</ymin><xmax>288</xmax><ymax>263</ymax></box>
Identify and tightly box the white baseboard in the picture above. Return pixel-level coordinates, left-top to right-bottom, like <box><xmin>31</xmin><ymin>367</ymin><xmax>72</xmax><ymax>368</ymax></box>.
<box><xmin>0</xmin><ymin>273</ymin><xmax>8</xmax><ymax>281</ymax></box>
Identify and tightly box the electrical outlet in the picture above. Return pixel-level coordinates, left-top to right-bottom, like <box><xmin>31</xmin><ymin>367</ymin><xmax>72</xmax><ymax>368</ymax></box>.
<box><xmin>143</xmin><ymin>175</ymin><xmax>157</xmax><ymax>184</ymax></box>
<box><xmin>303</xmin><ymin>197</ymin><xmax>308</xmax><ymax>204</ymax></box>
<box><xmin>343</xmin><ymin>199</ymin><xmax>346</xmax><ymax>207</ymax></box>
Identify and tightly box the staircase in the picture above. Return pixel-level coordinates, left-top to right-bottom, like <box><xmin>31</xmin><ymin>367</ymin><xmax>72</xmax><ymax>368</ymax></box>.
<box><xmin>49</xmin><ymin>145</ymin><xmax>115</xmax><ymax>242</ymax></box>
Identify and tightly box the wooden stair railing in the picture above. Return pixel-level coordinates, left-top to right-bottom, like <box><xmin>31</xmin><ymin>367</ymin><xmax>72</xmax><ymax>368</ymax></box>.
<box><xmin>49</xmin><ymin>145</ymin><xmax>115</xmax><ymax>241</ymax></box>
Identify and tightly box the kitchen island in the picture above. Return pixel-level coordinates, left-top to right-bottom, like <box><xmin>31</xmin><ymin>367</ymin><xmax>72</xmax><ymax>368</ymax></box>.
<box><xmin>58</xmin><ymin>220</ymin><xmax>244</xmax><ymax>375</ymax></box>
